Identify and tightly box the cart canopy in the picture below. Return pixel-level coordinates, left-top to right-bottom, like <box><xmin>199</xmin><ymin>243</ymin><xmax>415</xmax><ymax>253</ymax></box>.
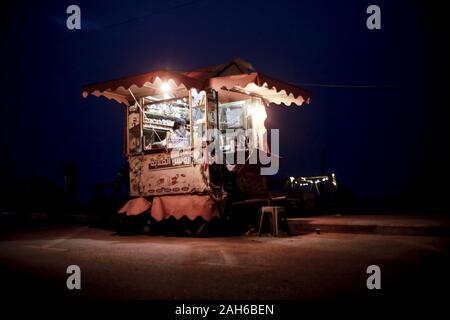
<box><xmin>82</xmin><ymin>58</ymin><xmax>311</xmax><ymax>106</ymax></box>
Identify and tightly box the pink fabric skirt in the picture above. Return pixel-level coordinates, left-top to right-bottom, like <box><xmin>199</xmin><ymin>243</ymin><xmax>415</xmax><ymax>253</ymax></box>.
<box><xmin>150</xmin><ymin>195</ymin><xmax>220</xmax><ymax>221</ymax></box>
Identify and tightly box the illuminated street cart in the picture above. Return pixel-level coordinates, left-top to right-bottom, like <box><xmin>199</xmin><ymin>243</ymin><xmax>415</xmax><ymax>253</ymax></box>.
<box><xmin>82</xmin><ymin>59</ymin><xmax>311</xmax><ymax>232</ymax></box>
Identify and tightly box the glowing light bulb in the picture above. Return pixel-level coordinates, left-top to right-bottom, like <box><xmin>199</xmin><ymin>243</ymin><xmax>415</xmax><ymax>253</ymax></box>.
<box><xmin>160</xmin><ymin>82</ymin><xmax>171</xmax><ymax>93</ymax></box>
<box><xmin>249</xmin><ymin>103</ymin><xmax>267</xmax><ymax>126</ymax></box>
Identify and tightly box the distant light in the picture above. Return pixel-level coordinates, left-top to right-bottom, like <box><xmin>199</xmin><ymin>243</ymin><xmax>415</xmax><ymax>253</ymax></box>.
<box><xmin>160</xmin><ymin>82</ymin><xmax>171</xmax><ymax>93</ymax></box>
<box><xmin>290</xmin><ymin>176</ymin><xmax>294</xmax><ymax>183</ymax></box>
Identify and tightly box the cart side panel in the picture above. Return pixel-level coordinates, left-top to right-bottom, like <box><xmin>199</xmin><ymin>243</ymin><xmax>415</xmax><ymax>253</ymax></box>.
<box><xmin>128</xmin><ymin>153</ymin><xmax>209</xmax><ymax>197</ymax></box>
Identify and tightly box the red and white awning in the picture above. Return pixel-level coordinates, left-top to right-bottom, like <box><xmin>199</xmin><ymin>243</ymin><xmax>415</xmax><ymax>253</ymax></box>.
<box><xmin>82</xmin><ymin>58</ymin><xmax>312</xmax><ymax>106</ymax></box>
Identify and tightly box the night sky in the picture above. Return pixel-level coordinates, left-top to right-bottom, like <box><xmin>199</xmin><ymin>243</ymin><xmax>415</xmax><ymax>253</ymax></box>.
<box><xmin>1</xmin><ymin>0</ymin><xmax>448</xmax><ymax>208</ymax></box>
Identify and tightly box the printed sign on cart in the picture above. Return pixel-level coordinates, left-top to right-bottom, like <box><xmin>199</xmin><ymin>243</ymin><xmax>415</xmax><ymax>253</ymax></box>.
<box><xmin>147</xmin><ymin>151</ymin><xmax>191</xmax><ymax>170</ymax></box>
<box><xmin>129</xmin><ymin>153</ymin><xmax>207</xmax><ymax>197</ymax></box>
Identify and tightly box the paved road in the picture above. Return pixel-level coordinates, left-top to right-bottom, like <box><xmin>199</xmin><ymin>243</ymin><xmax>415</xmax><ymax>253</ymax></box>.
<box><xmin>0</xmin><ymin>224</ymin><xmax>449</xmax><ymax>300</ymax></box>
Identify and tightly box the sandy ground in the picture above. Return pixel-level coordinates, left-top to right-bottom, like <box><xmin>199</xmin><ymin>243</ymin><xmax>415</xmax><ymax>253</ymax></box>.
<box><xmin>1</xmin><ymin>223</ymin><xmax>449</xmax><ymax>300</ymax></box>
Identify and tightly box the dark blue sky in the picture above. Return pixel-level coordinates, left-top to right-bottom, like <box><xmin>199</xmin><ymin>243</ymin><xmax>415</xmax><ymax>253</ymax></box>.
<box><xmin>1</xmin><ymin>0</ymin><xmax>447</xmax><ymax>205</ymax></box>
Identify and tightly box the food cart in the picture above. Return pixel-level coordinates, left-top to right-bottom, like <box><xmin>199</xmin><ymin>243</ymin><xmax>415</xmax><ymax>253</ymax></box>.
<box><xmin>82</xmin><ymin>58</ymin><xmax>311</xmax><ymax>232</ymax></box>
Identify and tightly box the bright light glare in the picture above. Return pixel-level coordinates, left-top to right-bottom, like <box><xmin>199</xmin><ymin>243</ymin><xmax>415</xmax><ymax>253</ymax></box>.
<box><xmin>160</xmin><ymin>82</ymin><xmax>171</xmax><ymax>92</ymax></box>
<box><xmin>249</xmin><ymin>103</ymin><xmax>267</xmax><ymax>125</ymax></box>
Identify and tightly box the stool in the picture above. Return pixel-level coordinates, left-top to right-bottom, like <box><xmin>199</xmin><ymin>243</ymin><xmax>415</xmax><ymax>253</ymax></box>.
<box><xmin>259</xmin><ymin>206</ymin><xmax>287</xmax><ymax>236</ymax></box>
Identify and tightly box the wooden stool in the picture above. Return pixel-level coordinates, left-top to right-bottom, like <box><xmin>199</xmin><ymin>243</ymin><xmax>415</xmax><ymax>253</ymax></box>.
<box><xmin>259</xmin><ymin>206</ymin><xmax>287</xmax><ymax>236</ymax></box>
